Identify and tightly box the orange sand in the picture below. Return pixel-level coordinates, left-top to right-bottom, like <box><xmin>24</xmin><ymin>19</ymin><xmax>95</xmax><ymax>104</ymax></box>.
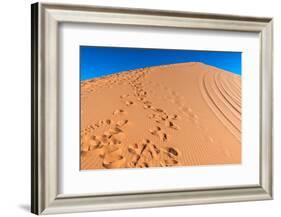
<box><xmin>80</xmin><ymin>62</ymin><xmax>241</xmax><ymax>170</ymax></box>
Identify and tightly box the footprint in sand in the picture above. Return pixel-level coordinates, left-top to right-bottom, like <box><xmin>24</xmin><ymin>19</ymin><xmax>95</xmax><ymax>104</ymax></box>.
<box><xmin>169</xmin><ymin>114</ymin><xmax>179</xmax><ymax>120</ymax></box>
<box><xmin>164</xmin><ymin>147</ymin><xmax>179</xmax><ymax>157</ymax></box>
<box><xmin>143</xmin><ymin>104</ymin><xmax>152</xmax><ymax>109</ymax></box>
<box><xmin>143</xmin><ymin>100</ymin><xmax>152</xmax><ymax>105</ymax></box>
<box><xmin>138</xmin><ymin>90</ymin><xmax>147</xmax><ymax>97</ymax></box>
<box><xmin>149</xmin><ymin>126</ymin><xmax>168</xmax><ymax>142</ymax></box>
<box><xmin>141</xmin><ymin>100</ymin><xmax>152</xmax><ymax>109</ymax></box>
<box><xmin>125</xmin><ymin>101</ymin><xmax>134</xmax><ymax>106</ymax></box>
<box><xmin>116</xmin><ymin>119</ymin><xmax>129</xmax><ymax>127</ymax></box>
<box><xmin>137</xmin><ymin>97</ymin><xmax>144</xmax><ymax>101</ymax></box>
<box><xmin>164</xmin><ymin>120</ymin><xmax>179</xmax><ymax>130</ymax></box>
<box><xmin>161</xmin><ymin>147</ymin><xmax>180</xmax><ymax>167</ymax></box>
<box><xmin>120</xmin><ymin>94</ymin><xmax>130</xmax><ymax>99</ymax></box>
<box><xmin>113</xmin><ymin>109</ymin><xmax>125</xmax><ymax>115</ymax></box>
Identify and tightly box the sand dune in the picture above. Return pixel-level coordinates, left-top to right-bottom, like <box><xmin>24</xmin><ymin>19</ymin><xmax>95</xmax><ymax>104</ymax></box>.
<box><xmin>80</xmin><ymin>62</ymin><xmax>241</xmax><ymax>170</ymax></box>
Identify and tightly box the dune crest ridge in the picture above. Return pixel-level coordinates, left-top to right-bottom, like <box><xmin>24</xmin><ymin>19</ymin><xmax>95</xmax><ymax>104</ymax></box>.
<box><xmin>80</xmin><ymin>62</ymin><xmax>241</xmax><ymax>170</ymax></box>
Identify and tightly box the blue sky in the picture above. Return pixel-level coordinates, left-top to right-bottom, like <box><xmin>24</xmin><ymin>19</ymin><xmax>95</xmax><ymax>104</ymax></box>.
<box><xmin>80</xmin><ymin>46</ymin><xmax>241</xmax><ymax>81</ymax></box>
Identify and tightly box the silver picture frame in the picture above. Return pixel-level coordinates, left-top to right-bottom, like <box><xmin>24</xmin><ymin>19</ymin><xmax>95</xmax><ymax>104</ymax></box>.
<box><xmin>31</xmin><ymin>2</ymin><xmax>273</xmax><ymax>215</ymax></box>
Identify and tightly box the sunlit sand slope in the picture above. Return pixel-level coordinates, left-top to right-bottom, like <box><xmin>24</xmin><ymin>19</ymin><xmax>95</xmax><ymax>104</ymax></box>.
<box><xmin>80</xmin><ymin>62</ymin><xmax>241</xmax><ymax>170</ymax></box>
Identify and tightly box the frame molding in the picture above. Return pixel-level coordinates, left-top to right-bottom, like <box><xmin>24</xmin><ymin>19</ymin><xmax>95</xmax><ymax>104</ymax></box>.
<box><xmin>31</xmin><ymin>2</ymin><xmax>273</xmax><ymax>215</ymax></box>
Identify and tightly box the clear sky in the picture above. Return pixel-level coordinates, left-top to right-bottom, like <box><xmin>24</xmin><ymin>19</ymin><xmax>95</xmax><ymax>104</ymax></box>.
<box><xmin>80</xmin><ymin>46</ymin><xmax>241</xmax><ymax>81</ymax></box>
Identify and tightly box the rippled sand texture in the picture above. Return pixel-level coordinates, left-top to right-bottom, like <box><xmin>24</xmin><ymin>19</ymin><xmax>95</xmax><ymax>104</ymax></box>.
<box><xmin>80</xmin><ymin>62</ymin><xmax>241</xmax><ymax>170</ymax></box>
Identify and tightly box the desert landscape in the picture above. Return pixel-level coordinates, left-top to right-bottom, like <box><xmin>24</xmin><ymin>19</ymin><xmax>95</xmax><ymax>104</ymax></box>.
<box><xmin>80</xmin><ymin>62</ymin><xmax>241</xmax><ymax>170</ymax></box>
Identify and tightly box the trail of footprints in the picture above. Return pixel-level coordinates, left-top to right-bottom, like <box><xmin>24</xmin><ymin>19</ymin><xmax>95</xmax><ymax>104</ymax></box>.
<box><xmin>122</xmin><ymin>68</ymin><xmax>181</xmax><ymax>167</ymax></box>
<box><xmin>155</xmin><ymin>82</ymin><xmax>215</xmax><ymax>143</ymax></box>
<box><xmin>126</xmin><ymin>69</ymin><xmax>181</xmax><ymax>144</ymax></box>
<box><xmin>81</xmin><ymin>68</ymin><xmax>182</xmax><ymax>169</ymax></box>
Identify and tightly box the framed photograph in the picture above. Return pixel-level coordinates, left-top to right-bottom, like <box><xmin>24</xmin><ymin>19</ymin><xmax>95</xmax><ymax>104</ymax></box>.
<box><xmin>31</xmin><ymin>2</ymin><xmax>273</xmax><ymax>215</ymax></box>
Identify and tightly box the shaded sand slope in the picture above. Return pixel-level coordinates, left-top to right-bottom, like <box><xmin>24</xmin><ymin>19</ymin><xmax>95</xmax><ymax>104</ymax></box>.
<box><xmin>80</xmin><ymin>62</ymin><xmax>241</xmax><ymax>170</ymax></box>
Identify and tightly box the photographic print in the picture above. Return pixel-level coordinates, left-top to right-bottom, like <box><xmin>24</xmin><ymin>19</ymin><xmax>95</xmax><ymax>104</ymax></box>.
<box><xmin>80</xmin><ymin>46</ymin><xmax>242</xmax><ymax>170</ymax></box>
<box><xmin>32</xmin><ymin>4</ymin><xmax>273</xmax><ymax>214</ymax></box>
